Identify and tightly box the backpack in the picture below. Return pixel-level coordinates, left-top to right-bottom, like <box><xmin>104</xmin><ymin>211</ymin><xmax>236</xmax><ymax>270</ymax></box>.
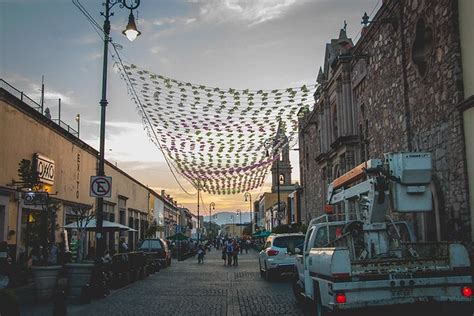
<box><xmin>226</xmin><ymin>243</ymin><xmax>233</xmax><ymax>253</ymax></box>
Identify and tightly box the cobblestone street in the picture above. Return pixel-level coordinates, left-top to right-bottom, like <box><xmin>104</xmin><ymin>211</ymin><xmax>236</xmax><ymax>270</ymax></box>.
<box><xmin>67</xmin><ymin>249</ymin><xmax>303</xmax><ymax>316</ymax></box>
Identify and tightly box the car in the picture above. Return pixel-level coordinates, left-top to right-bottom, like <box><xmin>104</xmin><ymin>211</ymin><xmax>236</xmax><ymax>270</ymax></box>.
<box><xmin>258</xmin><ymin>233</ymin><xmax>305</xmax><ymax>281</ymax></box>
<box><xmin>138</xmin><ymin>238</ymin><xmax>171</xmax><ymax>271</ymax></box>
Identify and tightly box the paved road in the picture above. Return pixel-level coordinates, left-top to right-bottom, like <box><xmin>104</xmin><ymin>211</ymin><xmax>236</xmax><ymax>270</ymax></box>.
<box><xmin>67</xmin><ymin>248</ymin><xmax>304</xmax><ymax>316</ymax></box>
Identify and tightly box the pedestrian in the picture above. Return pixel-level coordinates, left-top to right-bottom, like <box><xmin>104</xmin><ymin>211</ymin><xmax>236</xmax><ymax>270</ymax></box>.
<box><xmin>245</xmin><ymin>239</ymin><xmax>250</xmax><ymax>254</ymax></box>
<box><xmin>197</xmin><ymin>245</ymin><xmax>205</xmax><ymax>264</ymax></box>
<box><xmin>225</xmin><ymin>240</ymin><xmax>233</xmax><ymax>266</ymax></box>
<box><xmin>232</xmin><ymin>240</ymin><xmax>239</xmax><ymax>266</ymax></box>
<box><xmin>119</xmin><ymin>238</ymin><xmax>128</xmax><ymax>253</ymax></box>
<box><xmin>221</xmin><ymin>246</ymin><xmax>227</xmax><ymax>265</ymax></box>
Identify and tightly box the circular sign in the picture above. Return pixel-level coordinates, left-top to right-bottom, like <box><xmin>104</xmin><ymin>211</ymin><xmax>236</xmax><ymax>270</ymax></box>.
<box><xmin>90</xmin><ymin>176</ymin><xmax>112</xmax><ymax>198</ymax></box>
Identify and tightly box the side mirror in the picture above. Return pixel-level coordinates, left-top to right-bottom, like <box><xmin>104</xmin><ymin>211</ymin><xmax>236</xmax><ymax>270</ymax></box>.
<box><xmin>294</xmin><ymin>247</ymin><xmax>303</xmax><ymax>255</ymax></box>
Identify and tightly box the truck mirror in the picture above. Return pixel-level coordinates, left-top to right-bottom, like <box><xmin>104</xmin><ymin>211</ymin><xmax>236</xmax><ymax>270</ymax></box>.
<box><xmin>295</xmin><ymin>247</ymin><xmax>302</xmax><ymax>255</ymax></box>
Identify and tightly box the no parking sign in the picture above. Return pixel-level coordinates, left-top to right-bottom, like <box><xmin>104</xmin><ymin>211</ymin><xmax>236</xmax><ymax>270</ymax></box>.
<box><xmin>90</xmin><ymin>176</ymin><xmax>112</xmax><ymax>198</ymax></box>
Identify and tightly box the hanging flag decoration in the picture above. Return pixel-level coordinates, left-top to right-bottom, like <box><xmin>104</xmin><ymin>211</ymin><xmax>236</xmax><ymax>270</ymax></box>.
<box><xmin>117</xmin><ymin>63</ymin><xmax>315</xmax><ymax>195</ymax></box>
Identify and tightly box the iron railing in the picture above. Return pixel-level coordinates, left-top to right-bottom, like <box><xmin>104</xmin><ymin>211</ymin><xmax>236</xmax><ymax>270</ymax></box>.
<box><xmin>0</xmin><ymin>78</ymin><xmax>79</xmax><ymax>138</ymax></box>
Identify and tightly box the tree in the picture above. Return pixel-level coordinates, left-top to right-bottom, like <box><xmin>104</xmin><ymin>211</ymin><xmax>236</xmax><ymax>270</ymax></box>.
<box><xmin>68</xmin><ymin>205</ymin><xmax>94</xmax><ymax>263</ymax></box>
<box><xmin>17</xmin><ymin>159</ymin><xmax>58</xmax><ymax>266</ymax></box>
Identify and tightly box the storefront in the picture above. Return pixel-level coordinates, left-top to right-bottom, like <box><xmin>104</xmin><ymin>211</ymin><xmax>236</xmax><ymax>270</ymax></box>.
<box><xmin>0</xmin><ymin>81</ymin><xmax>155</xmax><ymax>261</ymax></box>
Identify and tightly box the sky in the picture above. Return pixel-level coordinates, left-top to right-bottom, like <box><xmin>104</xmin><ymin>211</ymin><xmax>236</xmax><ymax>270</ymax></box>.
<box><xmin>0</xmin><ymin>0</ymin><xmax>380</xmax><ymax>214</ymax></box>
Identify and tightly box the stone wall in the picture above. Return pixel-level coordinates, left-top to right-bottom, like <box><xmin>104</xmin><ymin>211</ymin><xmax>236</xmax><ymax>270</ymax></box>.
<box><xmin>299</xmin><ymin>0</ymin><xmax>471</xmax><ymax>241</ymax></box>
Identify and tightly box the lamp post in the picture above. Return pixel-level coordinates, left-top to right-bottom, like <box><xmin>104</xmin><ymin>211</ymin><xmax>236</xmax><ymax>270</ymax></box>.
<box><xmin>276</xmin><ymin>153</ymin><xmax>281</xmax><ymax>227</ymax></box>
<box><xmin>244</xmin><ymin>192</ymin><xmax>252</xmax><ymax>234</ymax></box>
<box><xmin>236</xmin><ymin>209</ymin><xmax>242</xmax><ymax>237</ymax></box>
<box><xmin>209</xmin><ymin>202</ymin><xmax>215</xmax><ymax>240</ymax></box>
<box><xmin>95</xmin><ymin>0</ymin><xmax>141</xmax><ymax>259</ymax></box>
<box><xmin>75</xmin><ymin>114</ymin><xmax>80</xmax><ymax>138</ymax></box>
<box><xmin>230</xmin><ymin>215</ymin><xmax>234</xmax><ymax>237</ymax></box>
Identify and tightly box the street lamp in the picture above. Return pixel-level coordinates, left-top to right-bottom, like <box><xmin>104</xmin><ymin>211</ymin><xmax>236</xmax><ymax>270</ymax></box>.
<box><xmin>95</xmin><ymin>0</ymin><xmax>141</xmax><ymax>259</ymax></box>
<box><xmin>236</xmin><ymin>209</ymin><xmax>242</xmax><ymax>237</ymax></box>
<box><xmin>75</xmin><ymin>114</ymin><xmax>80</xmax><ymax>138</ymax></box>
<box><xmin>244</xmin><ymin>192</ymin><xmax>252</xmax><ymax>234</ymax></box>
<box><xmin>209</xmin><ymin>202</ymin><xmax>215</xmax><ymax>240</ymax></box>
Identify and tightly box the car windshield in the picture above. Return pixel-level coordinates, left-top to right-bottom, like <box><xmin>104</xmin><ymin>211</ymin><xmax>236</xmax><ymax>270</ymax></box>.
<box><xmin>273</xmin><ymin>236</ymin><xmax>305</xmax><ymax>249</ymax></box>
<box><xmin>139</xmin><ymin>240</ymin><xmax>162</xmax><ymax>250</ymax></box>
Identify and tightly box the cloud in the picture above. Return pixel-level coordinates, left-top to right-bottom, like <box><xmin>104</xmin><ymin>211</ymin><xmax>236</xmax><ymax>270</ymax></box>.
<box><xmin>152</xmin><ymin>18</ymin><xmax>176</xmax><ymax>26</ymax></box>
<box><xmin>194</xmin><ymin>0</ymin><xmax>299</xmax><ymax>27</ymax></box>
<box><xmin>185</xmin><ymin>18</ymin><xmax>197</xmax><ymax>25</ymax></box>
<box><xmin>76</xmin><ymin>34</ymin><xmax>100</xmax><ymax>45</ymax></box>
<box><xmin>6</xmin><ymin>74</ymin><xmax>75</xmax><ymax>105</ymax></box>
<box><xmin>149</xmin><ymin>45</ymin><xmax>165</xmax><ymax>54</ymax></box>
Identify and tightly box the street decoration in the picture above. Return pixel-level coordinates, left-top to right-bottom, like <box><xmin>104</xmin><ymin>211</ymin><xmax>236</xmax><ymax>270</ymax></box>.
<box><xmin>117</xmin><ymin>63</ymin><xmax>315</xmax><ymax>195</ymax></box>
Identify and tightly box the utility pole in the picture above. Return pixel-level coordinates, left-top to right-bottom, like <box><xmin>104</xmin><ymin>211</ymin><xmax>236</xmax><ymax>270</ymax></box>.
<box><xmin>277</xmin><ymin>153</ymin><xmax>281</xmax><ymax>227</ymax></box>
<box><xmin>197</xmin><ymin>183</ymin><xmax>200</xmax><ymax>243</ymax></box>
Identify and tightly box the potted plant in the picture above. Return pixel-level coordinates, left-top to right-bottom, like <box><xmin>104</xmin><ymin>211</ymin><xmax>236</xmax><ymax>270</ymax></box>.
<box><xmin>65</xmin><ymin>205</ymin><xmax>95</xmax><ymax>299</ymax></box>
<box><xmin>17</xmin><ymin>159</ymin><xmax>62</xmax><ymax>301</ymax></box>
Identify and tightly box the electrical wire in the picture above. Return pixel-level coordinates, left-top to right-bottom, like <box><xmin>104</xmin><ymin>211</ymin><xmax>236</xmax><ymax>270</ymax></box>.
<box><xmin>111</xmin><ymin>44</ymin><xmax>198</xmax><ymax>196</ymax></box>
<box><xmin>72</xmin><ymin>0</ymin><xmax>198</xmax><ymax>197</ymax></box>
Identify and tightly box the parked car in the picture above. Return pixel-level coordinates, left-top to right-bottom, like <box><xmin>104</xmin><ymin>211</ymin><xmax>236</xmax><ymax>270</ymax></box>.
<box><xmin>258</xmin><ymin>233</ymin><xmax>305</xmax><ymax>281</ymax></box>
<box><xmin>138</xmin><ymin>239</ymin><xmax>171</xmax><ymax>271</ymax></box>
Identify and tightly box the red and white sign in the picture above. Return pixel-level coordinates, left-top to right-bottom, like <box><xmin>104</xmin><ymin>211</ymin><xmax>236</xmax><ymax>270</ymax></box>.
<box><xmin>90</xmin><ymin>176</ymin><xmax>112</xmax><ymax>198</ymax></box>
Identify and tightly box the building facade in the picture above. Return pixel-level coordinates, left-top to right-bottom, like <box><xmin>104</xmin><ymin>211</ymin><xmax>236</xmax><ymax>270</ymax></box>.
<box><xmin>299</xmin><ymin>1</ymin><xmax>471</xmax><ymax>243</ymax></box>
<box><xmin>458</xmin><ymin>0</ymin><xmax>474</xmax><ymax>242</ymax></box>
<box><xmin>0</xmin><ymin>80</ymin><xmax>177</xmax><ymax>258</ymax></box>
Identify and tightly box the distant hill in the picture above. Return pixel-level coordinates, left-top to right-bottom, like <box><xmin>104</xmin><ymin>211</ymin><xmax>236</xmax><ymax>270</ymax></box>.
<box><xmin>204</xmin><ymin>211</ymin><xmax>251</xmax><ymax>226</ymax></box>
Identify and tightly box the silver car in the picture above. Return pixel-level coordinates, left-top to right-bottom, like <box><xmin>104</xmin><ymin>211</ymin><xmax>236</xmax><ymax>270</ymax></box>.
<box><xmin>258</xmin><ymin>233</ymin><xmax>305</xmax><ymax>281</ymax></box>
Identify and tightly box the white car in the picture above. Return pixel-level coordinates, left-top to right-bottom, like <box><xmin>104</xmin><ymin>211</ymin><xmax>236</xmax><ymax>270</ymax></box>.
<box><xmin>258</xmin><ymin>233</ymin><xmax>305</xmax><ymax>281</ymax></box>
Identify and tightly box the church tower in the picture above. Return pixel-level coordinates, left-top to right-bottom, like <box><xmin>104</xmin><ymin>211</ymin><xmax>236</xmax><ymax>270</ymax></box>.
<box><xmin>271</xmin><ymin>123</ymin><xmax>292</xmax><ymax>193</ymax></box>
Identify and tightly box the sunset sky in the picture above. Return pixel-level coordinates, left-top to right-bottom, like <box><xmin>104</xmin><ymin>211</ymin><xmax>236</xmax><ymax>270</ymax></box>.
<box><xmin>1</xmin><ymin>0</ymin><xmax>380</xmax><ymax>214</ymax></box>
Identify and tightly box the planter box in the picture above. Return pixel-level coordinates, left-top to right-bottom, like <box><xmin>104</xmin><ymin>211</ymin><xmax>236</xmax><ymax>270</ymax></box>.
<box><xmin>31</xmin><ymin>266</ymin><xmax>61</xmax><ymax>301</ymax></box>
<box><xmin>65</xmin><ymin>263</ymin><xmax>94</xmax><ymax>298</ymax></box>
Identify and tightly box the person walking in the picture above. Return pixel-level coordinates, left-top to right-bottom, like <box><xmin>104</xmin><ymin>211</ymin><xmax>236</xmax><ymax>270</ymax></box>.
<box><xmin>221</xmin><ymin>246</ymin><xmax>227</xmax><ymax>266</ymax></box>
<box><xmin>232</xmin><ymin>240</ymin><xmax>239</xmax><ymax>266</ymax></box>
<box><xmin>225</xmin><ymin>240</ymin><xmax>233</xmax><ymax>267</ymax></box>
<box><xmin>197</xmin><ymin>245</ymin><xmax>205</xmax><ymax>264</ymax></box>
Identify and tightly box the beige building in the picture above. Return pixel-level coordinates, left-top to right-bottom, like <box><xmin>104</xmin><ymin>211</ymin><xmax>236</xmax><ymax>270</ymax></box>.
<box><xmin>221</xmin><ymin>223</ymin><xmax>243</xmax><ymax>238</ymax></box>
<box><xmin>0</xmin><ymin>80</ymin><xmax>161</xmax><ymax>258</ymax></box>
<box><xmin>459</xmin><ymin>0</ymin><xmax>474</xmax><ymax>241</ymax></box>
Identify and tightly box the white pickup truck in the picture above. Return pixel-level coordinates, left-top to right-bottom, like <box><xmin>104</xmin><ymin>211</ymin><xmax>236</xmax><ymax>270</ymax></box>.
<box><xmin>293</xmin><ymin>153</ymin><xmax>473</xmax><ymax>315</ymax></box>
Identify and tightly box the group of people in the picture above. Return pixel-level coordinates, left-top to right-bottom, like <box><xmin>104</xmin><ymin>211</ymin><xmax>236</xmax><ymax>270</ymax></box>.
<box><xmin>221</xmin><ymin>239</ymin><xmax>246</xmax><ymax>266</ymax></box>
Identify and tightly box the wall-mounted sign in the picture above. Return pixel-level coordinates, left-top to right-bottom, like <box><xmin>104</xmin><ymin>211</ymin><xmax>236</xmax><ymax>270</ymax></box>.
<box><xmin>34</xmin><ymin>154</ymin><xmax>55</xmax><ymax>185</ymax></box>
<box><xmin>23</xmin><ymin>191</ymin><xmax>49</xmax><ymax>205</ymax></box>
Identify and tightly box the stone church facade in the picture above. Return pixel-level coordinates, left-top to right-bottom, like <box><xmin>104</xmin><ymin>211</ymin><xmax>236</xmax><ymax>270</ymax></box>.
<box><xmin>299</xmin><ymin>0</ymin><xmax>471</xmax><ymax>243</ymax></box>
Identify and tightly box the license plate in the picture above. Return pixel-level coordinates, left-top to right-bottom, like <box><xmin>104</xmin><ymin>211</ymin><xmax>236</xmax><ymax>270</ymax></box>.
<box><xmin>391</xmin><ymin>288</ymin><xmax>413</xmax><ymax>298</ymax></box>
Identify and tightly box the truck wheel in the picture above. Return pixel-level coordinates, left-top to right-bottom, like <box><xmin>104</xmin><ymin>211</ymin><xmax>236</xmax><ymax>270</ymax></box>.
<box><xmin>259</xmin><ymin>261</ymin><xmax>265</xmax><ymax>279</ymax></box>
<box><xmin>292</xmin><ymin>277</ymin><xmax>305</xmax><ymax>303</ymax></box>
<box><xmin>313</xmin><ymin>282</ymin><xmax>328</xmax><ymax>316</ymax></box>
<box><xmin>265</xmin><ymin>269</ymin><xmax>274</xmax><ymax>281</ymax></box>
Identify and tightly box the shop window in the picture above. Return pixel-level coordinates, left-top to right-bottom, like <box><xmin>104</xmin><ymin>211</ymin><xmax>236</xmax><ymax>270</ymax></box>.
<box><xmin>412</xmin><ymin>18</ymin><xmax>433</xmax><ymax>77</ymax></box>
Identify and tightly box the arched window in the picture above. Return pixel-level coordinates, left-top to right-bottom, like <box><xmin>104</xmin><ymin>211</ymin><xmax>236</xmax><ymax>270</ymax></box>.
<box><xmin>412</xmin><ymin>18</ymin><xmax>433</xmax><ymax>77</ymax></box>
<box><xmin>279</xmin><ymin>174</ymin><xmax>285</xmax><ymax>185</ymax></box>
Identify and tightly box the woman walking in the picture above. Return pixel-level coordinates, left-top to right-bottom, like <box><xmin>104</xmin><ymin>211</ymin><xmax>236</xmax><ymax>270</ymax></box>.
<box><xmin>221</xmin><ymin>246</ymin><xmax>227</xmax><ymax>266</ymax></box>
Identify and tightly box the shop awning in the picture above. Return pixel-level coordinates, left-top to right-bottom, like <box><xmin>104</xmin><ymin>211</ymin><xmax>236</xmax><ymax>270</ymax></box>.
<box><xmin>64</xmin><ymin>219</ymin><xmax>137</xmax><ymax>232</ymax></box>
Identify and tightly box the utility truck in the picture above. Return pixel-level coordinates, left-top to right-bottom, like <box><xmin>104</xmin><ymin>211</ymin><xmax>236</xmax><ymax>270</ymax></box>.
<box><xmin>293</xmin><ymin>152</ymin><xmax>473</xmax><ymax>315</ymax></box>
